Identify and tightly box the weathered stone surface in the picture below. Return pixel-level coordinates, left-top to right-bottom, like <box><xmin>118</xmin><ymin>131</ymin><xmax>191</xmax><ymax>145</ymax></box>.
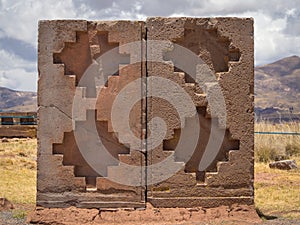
<box><xmin>38</xmin><ymin>20</ymin><xmax>145</xmax><ymax>208</ymax></box>
<box><xmin>37</xmin><ymin>17</ymin><xmax>254</xmax><ymax>210</ymax></box>
<box><xmin>269</xmin><ymin>160</ymin><xmax>298</xmax><ymax>170</ymax></box>
<box><xmin>146</xmin><ymin>17</ymin><xmax>254</xmax><ymax>207</ymax></box>
<box><xmin>27</xmin><ymin>204</ymin><xmax>261</xmax><ymax>224</ymax></box>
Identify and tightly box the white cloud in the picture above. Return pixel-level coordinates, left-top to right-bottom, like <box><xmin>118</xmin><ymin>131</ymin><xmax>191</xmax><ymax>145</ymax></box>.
<box><xmin>73</xmin><ymin>0</ymin><xmax>146</xmax><ymax>20</ymax></box>
<box><xmin>0</xmin><ymin>49</ymin><xmax>35</xmax><ymax>71</ymax></box>
<box><xmin>74</xmin><ymin>0</ymin><xmax>300</xmax><ymax>66</ymax></box>
<box><xmin>0</xmin><ymin>0</ymin><xmax>76</xmax><ymax>47</ymax></box>
<box><xmin>226</xmin><ymin>10</ymin><xmax>300</xmax><ymax>65</ymax></box>
<box><xmin>0</xmin><ymin>69</ymin><xmax>37</xmax><ymax>91</ymax></box>
<box><xmin>0</xmin><ymin>0</ymin><xmax>299</xmax><ymax>91</ymax></box>
<box><xmin>285</xmin><ymin>9</ymin><xmax>300</xmax><ymax>36</ymax></box>
<box><xmin>0</xmin><ymin>49</ymin><xmax>36</xmax><ymax>91</ymax></box>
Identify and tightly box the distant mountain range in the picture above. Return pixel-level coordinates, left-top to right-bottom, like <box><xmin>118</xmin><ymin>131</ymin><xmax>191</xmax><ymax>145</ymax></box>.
<box><xmin>255</xmin><ymin>55</ymin><xmax>300</xmax><ymax>117</ymax></box>
<box><xmin>0</xmin><ymin>56</ymin><xmax>299</xmax><ymax>117</ymax></box>
<box><xmin>0</xmin><ymin>87</ymin><xmax>37</xmax><ymax>112</ymax></box>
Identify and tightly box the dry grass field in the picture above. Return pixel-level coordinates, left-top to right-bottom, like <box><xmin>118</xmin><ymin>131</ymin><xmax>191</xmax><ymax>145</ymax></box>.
<box><xmin>0</xmin><ymin>138</ymin><xmax>36</xmax><ymax>220</ymax></box>
<box><xmin>255</xmin><ymin>122</ymin><xmax>300</xmax><ymax>163</ymax></box>
<box><xmin>255</xmin><ymin>160</ymin><xmax>300</xmax><ymax>219</ymax></box>
<box><xmin>254</xmin><ymin>121</ymin><xmax>300</xmax><ymax>220</ymax></box>
<box><xmin>0</xmin><ymin>122</ymin><xmax>299</xmax><ymax>222</ymax></box>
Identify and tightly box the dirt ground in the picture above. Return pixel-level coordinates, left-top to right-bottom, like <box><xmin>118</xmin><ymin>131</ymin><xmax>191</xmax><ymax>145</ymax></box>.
<box><xmin>0</xmin><ymin>203</ymin><xmax>32</xmax><ymax>225</ymax></box>
<box><xmin>25</xmin><ymin>203</ymin><xmax>262</xmax><ymax>225</ymax></box>
<box><xmin>0</xmin><ymin>202</ymin><xmax>299</xmax><ymax>225</ymax></box>
<box><xmin>1</xmin><ymin>205</ymin><xmax>300</xmax><ymax>225</ymax></box>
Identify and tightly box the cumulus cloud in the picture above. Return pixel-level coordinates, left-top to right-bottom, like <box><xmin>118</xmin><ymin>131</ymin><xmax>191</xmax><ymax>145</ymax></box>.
<box><xmin>229</xmin><ymin>10</ymin><xmax>300</xmax><ymax>65</ymax></box>
<box><xmin>0</xmin><ymin>0</ymin><xmax>76</xmax><ymax>47</ymax></box>
<box><xmin>0</xmin><ymin>69</ymin><xmax>37</xmax><ymax>91</ymax></box>
<box><xmin>285</xmin><ymin>9</ymin><xmax>300</xmax><ymax>36</ymax></box>
<box><xmin>155</xmin><ymin>0</ymin><xmax>300</xmax><ymax>65</ymax></box>
<box><xmin>72</xmin><ymin>0</ymin><xmax>146</xmax><ymax>20</ymax></box>
<box><xmin>0</xmin><ymin>49</ymin><xmax>34</xmax><ymax>71</ymax></box>
<box><xmin>0</xmin><ymin>0</ymin><xmax>299</xmax><ymax>91</ymax></box>
<box><xmin>0</xmin><ymin>49</ymin><xmax>36</xmax><ymax>91</ymax></box>
<box><xmin>0</xmin><ymin>37</ymin><xmax>36</xmax><ymax>61</ymax></box>
<box><xmin>76</xmin><ymin>0</ymin><xmax>300</xmax><ymax>66</ymax></box>
<box><xmin>0</xmin><ymin>0</ymin><xmax>76</xmax><ymax>91</ymax></box>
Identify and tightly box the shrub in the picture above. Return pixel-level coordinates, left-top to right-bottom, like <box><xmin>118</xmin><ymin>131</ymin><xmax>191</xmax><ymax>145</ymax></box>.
<box><xmin>286</xmin><ymin>143</ymin><xmax>300</xmax><ymax>157</ymax></box>
<box><xmin>255</xmin><ymin>146</ymin><xmax>286</xmax><ymax>163</ymax></box>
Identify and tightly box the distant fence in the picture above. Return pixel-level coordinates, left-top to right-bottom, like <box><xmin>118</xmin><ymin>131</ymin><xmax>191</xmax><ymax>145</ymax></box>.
<box><xmin>255</xmin><ymin>113</ymin><xmax>300</xmax><ymax>123</ymax></box>
<box><xmin>255</xmin><ymin>131</ymin><xmax>300</xmax><ymax>136</ymax></box>
<box><xmin>0</xmin><ymin>112</ymin><xmax>37</xmax><ymax>138</ymax></box>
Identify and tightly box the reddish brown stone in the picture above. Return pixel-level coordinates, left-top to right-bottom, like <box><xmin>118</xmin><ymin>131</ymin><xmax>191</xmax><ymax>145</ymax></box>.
<box><xmin>27</xmin><ymin>204</ymin><xmax>261</xmax><ymax>224</ymax></box>
<box><xmin>37</xmin><ymin>17</ymin><xmax>254</xmax><ymax>211</ymax></box>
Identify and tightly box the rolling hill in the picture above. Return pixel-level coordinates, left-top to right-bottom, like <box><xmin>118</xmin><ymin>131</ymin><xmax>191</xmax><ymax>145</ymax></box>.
<box><xmin>255</xmin><ymin>55</ymin><xmax>300</xmax><ymax>116</ymax></box>
<box><xmin>0</xmin><ymin>87</ymin><xmax>37</xmax><ymax>112</ymax></box>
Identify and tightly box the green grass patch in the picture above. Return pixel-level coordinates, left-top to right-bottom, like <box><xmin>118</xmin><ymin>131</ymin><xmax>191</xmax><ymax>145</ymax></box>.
<box><xmin>12</xmin><ymin>210</ymin><xmax>27</xmax><ymax>219</ymax></box>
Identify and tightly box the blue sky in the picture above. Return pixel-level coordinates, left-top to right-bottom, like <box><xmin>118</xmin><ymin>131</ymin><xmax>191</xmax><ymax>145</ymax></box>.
<box><xmin>0</xmin><ymin>0</ymin><xmax>299</xmax><ymax>92</ymax></box>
